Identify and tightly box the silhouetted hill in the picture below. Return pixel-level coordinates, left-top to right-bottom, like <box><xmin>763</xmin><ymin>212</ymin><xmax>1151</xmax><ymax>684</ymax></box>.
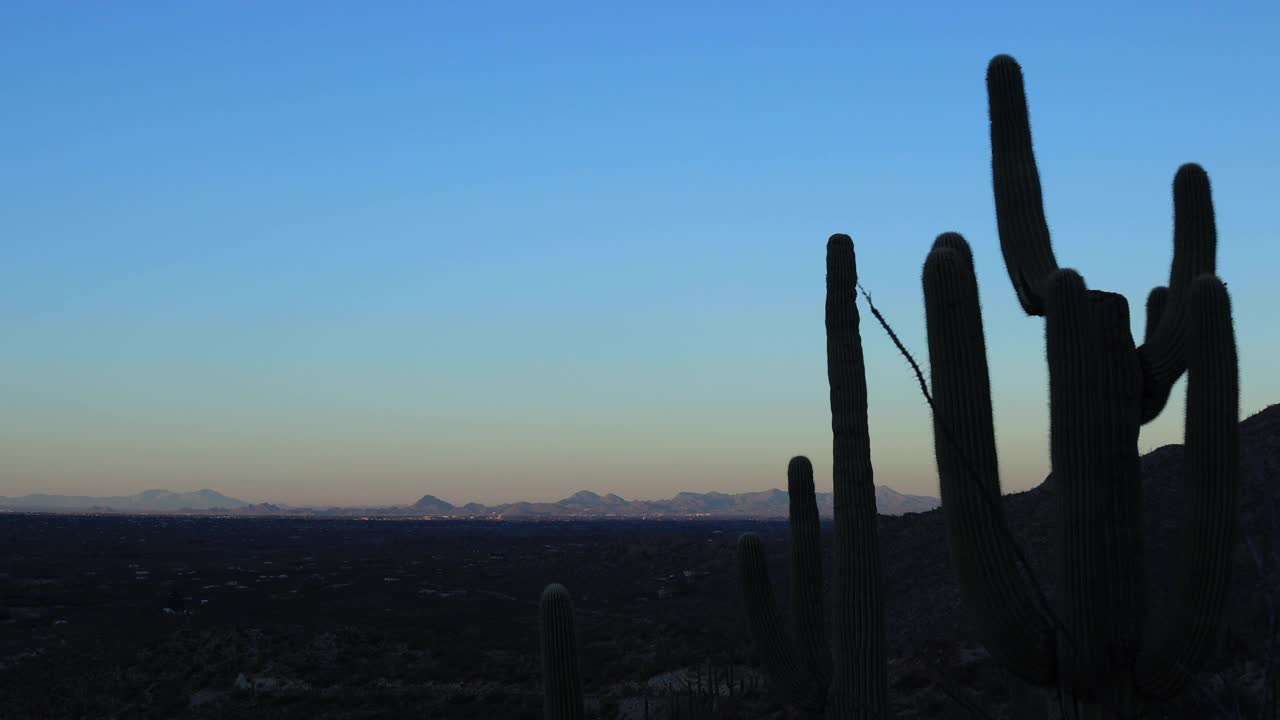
<box><xmin>411</xmin><ymin>495</ymin><xmax>456</xmax><ymax>513</ymax></box>
<box><xmin>861</xmin><ymin>402</ymin><xmax>1280</xmax><ymax>711</ymax></box>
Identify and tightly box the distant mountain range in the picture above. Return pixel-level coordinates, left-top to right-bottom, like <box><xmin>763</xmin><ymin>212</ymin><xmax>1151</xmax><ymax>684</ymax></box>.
<box><xmin>409</xmin><ymin>486</ymin><xmax>940</xmax><ymax>518</ymax></box>
<box><xmin>0</xmin><ymin>489</ymin><xmax>249</xmax><ymax>513</ymax></box>
<box><xmin>0</xmin><ymin>485</ymin><xmax>940</xmax><ymax>518</ymax></box>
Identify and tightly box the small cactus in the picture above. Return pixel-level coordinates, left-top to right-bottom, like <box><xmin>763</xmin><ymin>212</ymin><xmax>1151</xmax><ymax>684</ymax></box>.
<box><xmin>539</xmin><ymin>583</ymin><xmax>585</xmax><ymax>720</ymax></box>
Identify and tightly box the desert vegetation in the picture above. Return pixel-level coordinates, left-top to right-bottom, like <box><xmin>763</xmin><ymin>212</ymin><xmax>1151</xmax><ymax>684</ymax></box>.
<box><xmin>532</xmin><ymin>53</ymin><xmax>1271</xmax><ymax>720</ymax></box>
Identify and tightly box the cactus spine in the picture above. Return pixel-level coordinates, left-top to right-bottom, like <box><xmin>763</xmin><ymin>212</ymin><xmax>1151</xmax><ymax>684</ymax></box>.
<box><xmin>539</xmin><ymin>583</ymin><xmax>585</xmax><ymax>720</ymax></box>
<box><xmin>922</xmin><ymin>55</ymin><xmax>1239</xmax><ymax>717</ymax></box>
<box><xmin>737</xmin><ymin>234</ymin><xmax>888</xmax><ymax>719</ymax></box>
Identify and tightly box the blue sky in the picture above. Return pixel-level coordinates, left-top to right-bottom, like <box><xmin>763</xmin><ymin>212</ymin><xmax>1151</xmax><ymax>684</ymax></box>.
<box><xmin>2</xmin><ymin>2</ymin><xmax>1276</xmax><ymax>506</ymax></box>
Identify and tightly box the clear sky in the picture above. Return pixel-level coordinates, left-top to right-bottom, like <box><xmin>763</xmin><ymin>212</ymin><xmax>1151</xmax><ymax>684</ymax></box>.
<box><xmin>2</xmin><ymin>2</ymin><xmax>1276</xmax><ymax>507</ymax></box>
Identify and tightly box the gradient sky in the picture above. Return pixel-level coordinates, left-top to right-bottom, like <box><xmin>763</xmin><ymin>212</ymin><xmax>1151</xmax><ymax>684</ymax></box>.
<box><xmin>2</xmin><ymin>2</ymin><xmax>1277</xmax><ymax>507</ymax></box>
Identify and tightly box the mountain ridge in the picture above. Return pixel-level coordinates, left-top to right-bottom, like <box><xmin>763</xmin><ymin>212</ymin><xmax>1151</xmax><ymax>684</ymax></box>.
<box><xmin>16</xmin><ymin>400</ymin><xmax>1278</xmax><ymax>519</ymax></box>
<box><xmin>0</xmin><ymin>488</ymin><xmax>249</xmax><ymax>513</ymax></box>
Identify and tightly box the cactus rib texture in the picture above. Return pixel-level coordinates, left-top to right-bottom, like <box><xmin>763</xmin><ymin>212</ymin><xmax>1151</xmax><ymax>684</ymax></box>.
<box><xmin>923</xmin><ymin>53</ymin><xmax>1240</xmax><ymax>718</ymax></box>
<box><xmin>736</xmin><ymin>234</ymin><xmax>888</xmax><ymax>719</ymax></box>
<box><xmin>540</xmin><ymin>583</ymin><xmax>586</xmax><ymax>720</ymax></box>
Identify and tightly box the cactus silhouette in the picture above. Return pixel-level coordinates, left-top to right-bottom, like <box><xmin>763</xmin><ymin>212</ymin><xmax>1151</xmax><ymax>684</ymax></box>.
<box><xmin>736</xmin><ymin>234</ymin><xmax>888</xmax><ymax>719</ymax></box>
<box><xmin>921</xmin><ymin>54</ymin><xmax>1239</xmax><ymax>717</ymax></box>
<box><xmin>540</xmin><ymin>583</ymin><xmax>585</xmax><ymax>720</ymax></box>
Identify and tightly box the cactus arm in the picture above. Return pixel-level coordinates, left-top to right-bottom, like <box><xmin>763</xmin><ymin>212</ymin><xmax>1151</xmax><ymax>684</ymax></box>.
<box><xmin>921</xmin><ymin>238</ymin><xmax>1056</xmax><ymax>683</ymax></box>
<box><xmin>1136</xmin><ymin>164</ymin><xmax>1220</xmax><ymax>422</ymax></box>
<box><xmin>824</xmin><ymin>234</ymin><xmax>888</xmax><ymax>718</ymax></box>
<box><xmin>1043</xmin><ymin>272</ymin><xmax>1146</xmax><ymax>701</ymax></box>
<box><xmin>1135</xmin><ymin>274</ymin><xmax>1239</xmax><ymax>698</ymax></box>
<box><xmin>988</xmin><ymin>49</ymin><xmax>1219</xmax><ymax>422</ymax></box>
<box><xmin>539</xmin><ymin>583</ymin><xmax>585</xmax><ymax>720</ymax></box>
<box><xmin>736</xmin><ymin>533</ymin><xmax>824</xmax><ymax>711</ymax></box>
<box><xmin>787</xmin><ymin>456</ymin><xmax>832</xmax><ymax>689</ymax></box>
<box><xmin>1143</xmin><ymin>286</ymin><xmax>1169</xmax><ymax>346</ymax></box>
<box><xmin>986</xmin><ymin>54</ymin><xmax>1060</xmax><ymax>317</ymax></box>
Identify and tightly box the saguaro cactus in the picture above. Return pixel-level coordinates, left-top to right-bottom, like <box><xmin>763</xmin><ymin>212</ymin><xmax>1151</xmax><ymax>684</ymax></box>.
<box><xmin>922</xmin><ymin>55</ymin><xmax>1239</xmax><ymax>717</ymax></box>
<box><xmin>737</xmin><ymin>234</ymin><xmax>888</xmax><ymax>719</ymax></box>
<box><xmin>540</xmin><ymin>583</ymin><xmax>585</xmax><ymax>720</ymax></box>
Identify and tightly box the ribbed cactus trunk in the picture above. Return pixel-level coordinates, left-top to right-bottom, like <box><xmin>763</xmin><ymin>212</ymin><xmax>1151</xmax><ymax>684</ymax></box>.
<box><xmin>826</xmin><ymin>236</ymin><xmax>889</xmax><ymax>718</ymax></box>
<box><xmin>540</xmin><ymin>583</ymin><xmax>585</xmax><ymax>720</ymax></box>
<box><xmin>1043</xmin><ymin>275</ymin><xmax>1147</xmax><ymax>716</ymax></box>
<box><xmin>737</xmin><ymin>234</ymin><xmax>888</xmax><ymax>719</ymax></box>
<box><xmin>922</xmin><ymin>54</ymin><xmax>1240</xmax><ymax>719</ymax></box>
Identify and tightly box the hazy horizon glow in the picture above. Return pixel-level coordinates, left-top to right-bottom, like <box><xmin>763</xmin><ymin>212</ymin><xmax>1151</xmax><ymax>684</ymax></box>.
<box><xmin>3</xmin><ymin>3</ymin><xmax>1277</xmax><ymax>506</ymax></box>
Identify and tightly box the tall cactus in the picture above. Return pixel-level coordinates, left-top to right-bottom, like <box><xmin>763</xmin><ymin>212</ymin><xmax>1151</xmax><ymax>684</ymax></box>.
<box><xmin>540</xmin><ymin>583</ymin><xmax>586</xmax><ymax>720</ymax></box>
<box><xmin>922</xmin><ymin>55</ymin><xmax>1239</xmax><ymax>717</ymax></box>
<box><xmin>737</xmin><ymin>234</ymin><xmax>888</xmax><ymax>719</ymax></box>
